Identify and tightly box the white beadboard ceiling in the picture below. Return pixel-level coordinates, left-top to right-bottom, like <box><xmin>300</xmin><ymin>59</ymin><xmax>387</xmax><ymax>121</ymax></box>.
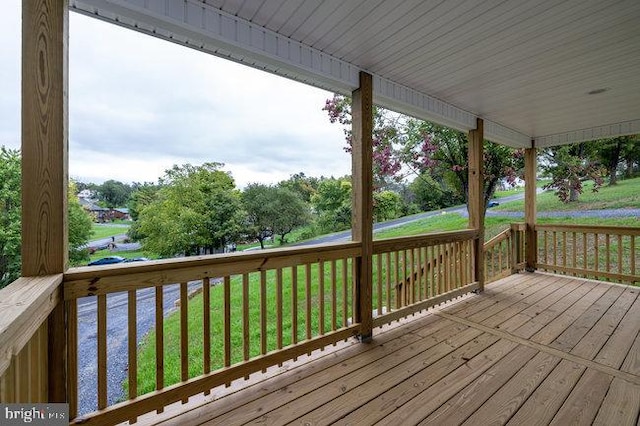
<box><xmin>71</xmin><ymin>0</ymin><xmax>640</xmax><ymax>148</ymax></box>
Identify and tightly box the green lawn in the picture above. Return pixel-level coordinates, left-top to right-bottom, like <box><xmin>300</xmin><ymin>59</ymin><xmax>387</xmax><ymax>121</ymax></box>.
<box><xmin>90</xmin><ymin>224</ymin><xmax>130</xmax><ymax>240</ymax></box>
<box><xmin>493</xmin><ymin>176</ymin><xmax>640</xmax><ymax>212</ymax></box>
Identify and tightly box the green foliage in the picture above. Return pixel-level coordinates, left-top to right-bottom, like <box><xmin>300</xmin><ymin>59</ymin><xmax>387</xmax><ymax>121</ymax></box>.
<box><xmin>0</xmin><ymin>147</ymin><xmax>21</xmax><ymax>288</ymax></box>
<box><xmin>68</xmin><ymin>181</ymin><xmax>94</xmax><ymax>266</ymax></box>
<box><xmin>96</xmin><ymin>179</ymin><xmax>133</xmax><ymax>208</ymax></box>
<box><xmin>137</xmin><ymin>163</ymin><xmax>244</xmax><ymax>257</ymax></box>
<box><xmin>311</xmin><ymin>177</ymin><xmax>352</xmax><ymax>233</ymax></box>
<box><xmin>128</xmin><ymin>182</ymin><xmax>161</xmax><ymax>221</ymax></box>
<box><xmin>591</xmin><ymin>136</ymin><xmax>639</xmax><ymax>185</ymax></box>
<box><xmin>541</xmin><ymin>143</ymin><xmax>605</xmax><ymax>203</ymax></box>
<box><xmin>271</xmin><ymin>188</ymin><xmax>311</xmax><ymax>244</ymax></box>
<box><xmin>373</xmin><ymin>190</ymin><xmax>403</xmax><ymax>222</ymax></box>
<box><xmin>409</xmin><ymin>172</ymin><xmax>463</xmax><ymax>212</ymax></box>
<box><xmin>277</xmin><ymin>172</ymin><xmax>320</xmax><ymax>203</ymax></box>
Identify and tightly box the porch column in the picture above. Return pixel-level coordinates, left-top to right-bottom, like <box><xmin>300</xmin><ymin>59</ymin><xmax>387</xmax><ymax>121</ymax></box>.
<box><xmin>351</xmin><ymin>71</ymin><xmax>373</xmax><ymax>342</ymax></box>
<box><xmin>22</xmin><ymin>0</ymin><xmax>69</xmax><ymax>401</ymax></box>
<box><xmin>468</xmin><ymin>118</ymin><xmax>485</xmax><ymax>291</ymax></box>
<box><xmin>524</xmin><ymin>146</ymin><xmax>537</xmax><ymax>271</ymax></box>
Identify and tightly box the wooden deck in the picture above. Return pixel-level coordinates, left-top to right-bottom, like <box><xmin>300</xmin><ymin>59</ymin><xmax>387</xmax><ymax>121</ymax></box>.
<box><xmin>137</xmin><ymin>272</ymin><xmax>640</xmax><ymax>426</ymax></box>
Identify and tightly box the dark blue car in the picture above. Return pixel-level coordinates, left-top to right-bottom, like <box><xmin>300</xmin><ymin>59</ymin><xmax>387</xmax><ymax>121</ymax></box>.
<box><xmin>88</xmin><ymin>256</ymin><xmax>125</xmax><ymax>266</ymax></box>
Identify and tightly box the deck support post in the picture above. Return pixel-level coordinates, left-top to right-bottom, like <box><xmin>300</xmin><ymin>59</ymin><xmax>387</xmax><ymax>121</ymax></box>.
<box><xmin>351</xmin><ymin>71</ymin><xmax>373</xmax><ymax>342</ymax></box>
<box><xmin>524</xmin><ymin>146</ymin><xmax>537</xmax><ymax>271</ymax></box>
<box><xmin>468</xmin><ymin>118</ymin><xmax>485</xmax><ymax>292</ymax></box>
<box><xmin>22</xmin><ymin>0</ymin><xmax>69</xmax><ymax>402</ymax></box>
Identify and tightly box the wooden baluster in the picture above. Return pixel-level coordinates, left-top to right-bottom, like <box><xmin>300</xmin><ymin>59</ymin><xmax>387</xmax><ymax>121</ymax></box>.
<box><xmin>260</xmin><ymin>271</ymin><xmax>267</xmax><ymax>365</ymax></box>
<box><xmin>318</xmin><ymin>262</ymin><xmax>325</xmax><ymax>336</ymax></box>
<box><xmin>67</xmin><ymin>301</ymin><xmax>78</xmax><ymax>419</ymax></box>
<box><xmin>292</xmin><ymin>266</ymin><xmax>298</xmax><ymax>345</ymax></box>
<box><xmin>376</xmin><ymin>254</ymin><xmax>382</xmax><ymax>316</ymax></box>
<box><xmin>180</xmin><ymin>282</ymin><xmax>189</xmax><ymax>400</ymax></box>
<box><xmin>305</xmin><ymin>264</ymin><xmax>312</xmax><ymax>343</ymax></box>
<box><xmin>583</xmin><ymin>232</ymin><xmax>588</xmax><ymax>277</ymax></box>
<box><xmin>241</xmin><ymin>274</ymin><xmax>249</xmax><ymax>376</ymax></box>
<box><xmin>552</xmin><ymin>231</ymin><xmax>557</xmax><ymax>272</ymax></box>
<box><xmin>394</xmin><ymin>251</ymin><xmax>400</xmax><ymax>308</ymax></box>
<box><xmin>155</xmin><ymin>286</ymin><xmax>164</xmax><ymax>413</ymax></box>
<box><xmin>127</xmin><ymin>291</ymin><xmax>137</xmax><ymax>405</ymax></box>
<box><xmin>331</xmin><ymin>260</ymin><xmax>337</xmax><ymax>331</ymax></box>
<box><xmin>385</xmin><ymin>252</ymin><xmax>391</xmax><ymax>311</ymax></box>
<box><xmin>605</xmin><ymin>234</ymin><xmax>611</xmax><ymax>276</ymax></box>
<box><xmin>276</xmin><ymin>269</ymin><xmax>283</xmax><ymax>352</ymax></box>
<box><xmin>223</xmin><ymin>277</ymin><xmax>231</xmax><ymax>382</ymax></box>
<box><xmin>417</xmin><ymin>247</ymin><xmax>423</xmax><ymax>301</ymax></box>
<box><xmin>543</xmin><ymin>230</ymin><xmax>548</xmax><ymax>267</ymax></box>
<box><xmin>618</xmin><ymin>235</ymin><xmax>623</xmax><ymax>282</ymax></box>
<box><xmin>572</xmin><ymin>232</ymin><xmax>577</xmax><ymax>276</ymax></box>
<box><xmin>562</xmin><ymin>232</ymin><xmax>567</xmax><ymax>268</ymax></box>
<box><xmin>595</xmin><ymin>233</ymin><xmax>600</xmax><ymax>275</ymax></box>
<box><xmin>203</xmin><ymin>278</ymin><xmax>212</xmax><ymax>386</ymax></box>
<box><xmin>98</xmin><ymin>294</ymin><xmax>107</xmax><ymax>410</ymax></box>
<box><xmin>631</xmin><ymin>236</ymin><xmax>636</xmax><ymax>278</ymax></box>
<box><xmin>342</xmin><ymin>258</ymin><xmax>348</xmax><ymax>329</ymax></box>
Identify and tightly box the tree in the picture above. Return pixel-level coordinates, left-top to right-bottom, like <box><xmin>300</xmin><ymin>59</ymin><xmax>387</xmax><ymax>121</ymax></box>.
<box><xmin>0</xmin><ymin>148</ymin><xmax>93</xmax><ymax>287</ymax></box>
<box><xmin>277</xmin><ymin>172</ymin><xmax>320</xmax><ymax>203</ymax></box>
<box><xmin>271</xmin><ymin>188</ymin><xmax>311</xmax><ymax>244</ymax></box>
<box><xmin>373</xmin><ymin>190</ymin><xmax>403</xmax><ymax>222</ymax></box>
<box><xmin>311</xmin><ymin>177</ymin><xmax>352</xmax><ymax>233</ymax></box>
<box><xmin>68</xmin><ymin>180</ymin><xmax>94</xmax><ymax>266</ymax></box>
<box><xmin>0</xmin><ymin>147</ymin><xmax>21</xmax><ymax>288</ymax></box>
<box><xmin>323</xmin><ymin>94</ymin><xmax>523</xmax><ymax>214</ymax></box>
<box><xmin>593</xmin><ymin>136</ymin><xmax>639</xmax><ymax>185</ymax></box>
<box><xmin>242</xmin><ymin>184</ymin><xmax>311</xmax><ymax>248</ymax></box>
<box><xmin>137</xmin><ymin>163</ymin><xmax>244</xmax><ymax>257</ymax></box>
<box><xmin>541</xmin><ymin>143</ymin><xmax>605</xmax><ymax>203</ymax></box>
<box><xmin>97</xmin><ymin>179</ymin><xmax>132</xmax><ymax>208</ymax></box>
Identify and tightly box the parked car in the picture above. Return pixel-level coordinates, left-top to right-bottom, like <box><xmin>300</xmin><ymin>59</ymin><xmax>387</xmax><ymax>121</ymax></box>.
<box><xmin>88</xmin><ymin>256</ymin><xmax>125</xmax><ymax>266</ymax></box>
<box><xmin>487</xmin><ymin>200</ymin><xmax>500</xmax><ymax>208</ymax></box>
<box><xmin>124</xmin><ymin>257</ymin><xmax>150</xmax><ymax>263</ymax></box>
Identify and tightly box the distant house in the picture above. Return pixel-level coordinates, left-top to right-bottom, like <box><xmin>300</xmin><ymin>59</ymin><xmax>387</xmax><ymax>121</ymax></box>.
<box><xmin>78</xmin><ymin>198</ymin><xmax>110</xmax><ymax>222</ymax></box>
<box><xmin>111</xmin><ymin>208</ymin><xmax>130</xmax><ymax>220</ymax></box>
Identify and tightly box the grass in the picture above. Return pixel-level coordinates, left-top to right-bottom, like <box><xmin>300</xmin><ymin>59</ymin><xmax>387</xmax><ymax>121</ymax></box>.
<box><xmin>90</xmin><ymin>223</ymin><xmax>130</xmax><ymax>240</ymax></box>
<box><xmin>493</xmin><ymin>176</ymin><xmax>640</xmax><ymax>212</ymax></box>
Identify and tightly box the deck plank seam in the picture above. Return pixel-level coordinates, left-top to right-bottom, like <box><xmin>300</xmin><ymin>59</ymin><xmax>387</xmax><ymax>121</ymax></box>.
<box><xmin>434</xmin><ymin>310</ymin><xmax>640</xmax><ymax>385</ymax></box>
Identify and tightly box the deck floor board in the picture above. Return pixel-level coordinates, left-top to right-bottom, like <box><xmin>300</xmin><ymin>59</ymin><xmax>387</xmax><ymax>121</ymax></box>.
<box><xmin>138</xmin><ymin>272</ymin><xmax>640</xmax><ymax>426</ymax></box>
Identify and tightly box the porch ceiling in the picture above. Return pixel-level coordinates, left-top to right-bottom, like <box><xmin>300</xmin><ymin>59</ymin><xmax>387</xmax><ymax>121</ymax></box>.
<box><xmin>71</xmin><ymin>0</ymin><xmax>640</xmax><ymax>148</ymax></box>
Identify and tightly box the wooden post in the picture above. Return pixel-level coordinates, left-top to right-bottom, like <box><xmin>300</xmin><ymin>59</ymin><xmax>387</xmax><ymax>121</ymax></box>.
<box><xmin>468</xmin><ymin>118</ymin><xmax>485</xmax><ymax>291</ymax></box>
<box><xmin>525</xmin><ymin>147</ymin><xmax>537</xmax><ymax>271</ymax></box>
<box><xmin>22</xmin><ymin>0</ymin><xmax>69</xmax><ymax>402</ymax></box>
<box><xmin>351</xmin><ymin>71</ymin><xmax>373</xmax><ymax>342</ymax></box>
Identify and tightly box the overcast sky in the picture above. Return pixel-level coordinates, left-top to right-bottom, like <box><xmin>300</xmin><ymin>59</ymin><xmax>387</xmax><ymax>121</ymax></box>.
<box><xmin>0</xmin><ymin>0</ymin><xmax>350</xmax><ymax>188</ymax></box>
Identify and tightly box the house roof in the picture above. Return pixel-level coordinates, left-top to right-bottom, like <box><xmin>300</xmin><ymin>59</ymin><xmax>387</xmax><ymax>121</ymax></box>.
<box><xmin>71</xmin><ymin>0</ymin><xmax>640</xmax><ymax>148</ymax></box>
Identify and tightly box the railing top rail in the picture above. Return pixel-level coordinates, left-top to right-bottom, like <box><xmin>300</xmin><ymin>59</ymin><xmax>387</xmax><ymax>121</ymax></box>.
<box><xmin>535</xmin><ymin>223</ymin><xmax>640</xmax><ymax>236</ymax></box>
<box><xmin>63</xmin><ymin>241</ymin><xmax>361</xmax><ymax>300</ymax></box>
<box><xmin>484</xmin><ymin>228</ymin><xmax>511</xmax><ymax>250</ymax></box>
<box><xmin>0</xmin><ymin>274</ymin><xmax>62</xmax><ymax>376</ymax></box>
<box><xmin>373</xmin><ymin>229</ymin><xmax>480</xmax><ymax>254</ymax></box>
<box><xmin>510</xmin><ymin>222</ymin><xmax>526</xmax><ymax>231</ymax></box>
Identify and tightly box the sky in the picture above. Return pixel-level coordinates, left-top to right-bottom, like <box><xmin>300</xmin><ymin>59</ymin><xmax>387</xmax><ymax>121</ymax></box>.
<box><xmin>0</xmin><ymin>0</ymin><xmax>350</xmax><ymax>188</ymax></box>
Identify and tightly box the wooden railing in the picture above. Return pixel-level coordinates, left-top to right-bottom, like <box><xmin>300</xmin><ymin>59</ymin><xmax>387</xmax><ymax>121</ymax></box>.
<box><xmin>483</xmin><ymin>223</ymin><xmax>527</xmax><ymax>284</ymax></box>
<box><xmin>371</xmin><ymin>229</ymin><xmax>480</xmax><ymax>327</ymax></box>
<box><xmin>0</xmin><ymin>275</ymin><xmax>63</xmax><ymax>403</ymax></box>
<box><xmin>63</xmin><ymin>242</ymin><xmax>361</xmax><ymax>424</ymax></box>
<box><xmin>536</xmin><ymin>224</ymin><xmax>640</xmax><ymax>285</ymax></box>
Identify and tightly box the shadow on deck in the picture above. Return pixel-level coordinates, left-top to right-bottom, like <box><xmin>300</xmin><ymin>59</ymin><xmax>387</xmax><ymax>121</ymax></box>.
<box><xmin>132</xmin><ymin>272</ymin><xmax>640</xmax><ymax>425</ymax></box>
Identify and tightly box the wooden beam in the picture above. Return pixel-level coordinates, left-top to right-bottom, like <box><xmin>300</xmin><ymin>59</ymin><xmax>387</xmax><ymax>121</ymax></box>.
<box><xmin>351</xmin><ymin>71</ymin><xmax>373</xmax><ymax>342</ymax></box>
<box><xmin>525</xmin><ymin>147</ymin><xmax>538</xmax><ymax>271</ymax></box>
<box><xmin>22</xmin><ymin>0</ymin><xmax>69</xmax><ymax>403</ymax></box>
<box><xmin>468</xmin><ymin>118</ymin><xmax>485</xmax><ymax>291</ymax></box>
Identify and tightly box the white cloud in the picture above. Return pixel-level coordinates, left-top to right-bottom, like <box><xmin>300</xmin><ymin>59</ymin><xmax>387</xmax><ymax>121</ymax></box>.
<box><xmin>1</xmin><ymin>0</ymin><xmax>350</xmax><ymax>188</ymax></box>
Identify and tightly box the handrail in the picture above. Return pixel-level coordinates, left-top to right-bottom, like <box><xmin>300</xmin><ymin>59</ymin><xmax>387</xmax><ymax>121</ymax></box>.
<box><xmin>373</xmin><ymin>229</ymin><xmax>480</xmax><ymax>254</ymax></box>
<box><xmin>63</xmin><ymin>241</ymin><xmax>361</xmax><ymax>300</ymax></box>
<box><xmin>0</xmin><ymin>274</ymin><xmax>63</xmax><ymax>376</ymax></box>
<box><xmin>536</xmin><ymin>224</ymin><xmax>640</xmax><ymax>236</ymax></box>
